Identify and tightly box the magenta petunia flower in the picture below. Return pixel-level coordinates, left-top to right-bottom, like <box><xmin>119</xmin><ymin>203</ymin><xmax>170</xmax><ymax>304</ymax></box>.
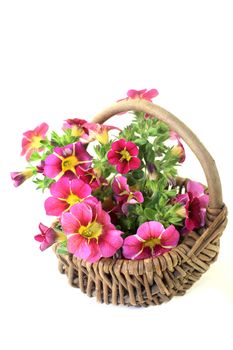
<box><xmin>76</xmin><ymin>167</ymin><xmax>107</xmax><ymax>190</ymax></box>
<box><xmin>170</xmin><ymin>130</ymin><xmax>186</xmax><ymax>163</ymax></box>
<box><xmin>21</xmin><ymin>122</ymin><xmax>49</xmax><ymax>160</ymax></box>
<box><xmin>123</xmin><ymin>221</ymin><xmax>180</xmax><ymax>260</ymax></box>
<box><xmin>112</xmin><ymin>175</ymin><xmax>144</xmax><ymax>214</ymax></box>
<box><xmin>61</xmin><ymin>201</ymin><xmax>123</xmax><ymax>262</ymax></box>
<box><xmin>11</xmin><ymin>169</ymin><xmax>34</xmax><ymax>187</ymax></box>
<box><xmin>63</xmin><ymin>118</ymin><xmax>89</xmax><ymax>138</ymax></box>
<box><xmin>44</xmin><ymin>177</ymin><xmax>96</xmax><ymax>216</ymax></box>
<box><xmin>43</xmin><ymin>142</ymin><xmax>92</xmax><ymax>180</ymax></box>
<box><xmin>176</xmin><ymin>180</ymin><xmax>209</xmax><ymax>233</ymax></box>
<box><xmin>107</xmin><ymin>139</ymin><xmax>141</xmax><ymax>174</ymax></box>
<box><xmin>34</xmin><ymin>223</ymin><xmax>65</xmax><ymax>251</ymax></box>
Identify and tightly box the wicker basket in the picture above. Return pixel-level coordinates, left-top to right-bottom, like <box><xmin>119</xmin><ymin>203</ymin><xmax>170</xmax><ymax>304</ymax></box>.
<box><xmin>54</xmin><ymin>99</ymin><xmax>227</xmax><ymax>306</ymax></box>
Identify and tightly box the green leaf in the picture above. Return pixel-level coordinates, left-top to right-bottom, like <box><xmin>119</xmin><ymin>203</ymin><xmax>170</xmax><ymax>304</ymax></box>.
<box><xmin>29</xmin><ymin>152</ymin><xmax>41</xmax><ymax>161</ymax></box>
<box><xmin>144</xmin><ymin>208</ymin><xmax>156</xmax><ymax>220</ymax></box>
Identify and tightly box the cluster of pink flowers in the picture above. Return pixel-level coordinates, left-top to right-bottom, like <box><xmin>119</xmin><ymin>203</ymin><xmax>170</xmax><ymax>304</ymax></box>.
<box><xmin>11</xmin><ymin>88</ymin><xmax>209</xmax><ymax>263</ymax></box>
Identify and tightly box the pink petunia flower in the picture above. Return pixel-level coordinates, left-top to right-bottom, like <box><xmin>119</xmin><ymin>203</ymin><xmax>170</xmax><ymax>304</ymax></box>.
<box><xmin>81</xmin><ymin>122</ymin><xmax>121</xmax><ymax>145</ymax></box>
<box><xmin>176</xmin><ymin>180</ymin><xmax>209</xmax><ymax>233</ymax></box>
<box><xmin>11</xmin><ymin>169</ymin><xmax>34</xmax><ymax>187</ymax></box>
<box><xmin>122</xmin><ymin>221</ymin><xmax>180</xmax><ymax>260</ymax></box>
<box><xmin>21</xmin><ymin>122</ymin><xmax>49</xmax><ymax>161</ymax></box>
<box><xmin>112</xmin><ymin>175</ymin><xmax>144</xmax><ymax>214</ymax></box>
<box><xmin>61</xmin><ymin>201</ymin><xmax>123</xmax><ymax>263</ymax></box>
<box><xmin>107</xmin><ymin>138</ymin><xmax>141</xmax><ymax>174</ymax></box>
<box><xmin>170</xmin><ymin>130</ymin><xmax>186</xmax><ymax>163</ymax></box>
<box><xmin>119</xmin><ymin>89</ymin><xmax>159</xmax><ymax>102</ymax></box>
<box><xmin>44</xmin><ymin>177</ymin><xmax>96</xmax><ymax>216</ymax></box>
<box><xmin>43</xmin><ymin>142</ymin><xmax>92</xmax><ymax>180</ymax></box>
<box><xmin>63</xmin><ymin>118</ymin><xmax>89</xmax><ymax>138</ymax></box>
<box><xmin>34</xmin><ymin>223</ymin><xmax>65</xmax><ymax>251</ymax></box>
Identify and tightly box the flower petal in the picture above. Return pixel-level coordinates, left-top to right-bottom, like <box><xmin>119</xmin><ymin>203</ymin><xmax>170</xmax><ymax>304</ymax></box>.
<box><xmin>126</xmin><ymin>141</ymin><xmax>139</xmax><ymax>156</ymax></box>
<box><xmin>160</xmin><ymin>225</ymin><xmax>180</xmax><ymax>247</ymax></box>
<box><xmin>137</xmin><ymin>221</ymin><xmax>164</xmax><ymax>240</ymax></box>
<box><xmin>70</xmin><ymin>202</ymin><xmax>92</xmax><ymax>227</ymax></box>
<box><xmin>107</xmin><ymin>150</ymin><xmax>119</xmax><ymax>165</ymax></box>
<box><xmin>116</xmin><ymin>161</ymin><xmax>130</xmax><ymax>174</ymax></box>
<box><xmin>44</xmin><ymin>154</ymin><xmax>62</xmax><ymax>178</ymax></box>
<box><xmin>61</xmin><ymin>212</ymin><xmax>80</xmax><ymax>234</ymax></box>
<box><xmin>129</xmin><ymin>157</ymin><xmax>141</xmax><ymax>170</ymax></box>
<box><xmin>122</xmin><ymin>235</ymin><xmax>144</xmax><ymax>259</ymax></box>
<box><xmin>50</xmin><ymin>177</ymin><xmax>71</xmax><ymax>199</ymax></box>
<box><xmin>143</xmin><ymin>89</ymin><xmax>159</xmax><ymax>100</ymax></box>
<box><xmin>71</xmin><ymin>179</ymin><xmax>92</xmax><ymax>199</ymax></box>
<box><xmin>44</xmin><ymin>197</ymin><xmax>68</xmax><ymax>216</ymax></box>
<box><xmin>199</xmin><ymin>194</ymin><xmax>209</xmax><ymax>208</ymax></box>
<box><xmin>187</xmin><ymin>180</ymin><xmax>205</xmax><ymax>197</ymax></box>
<box><xmin>99</xmin><ymin>229</ymin><xmax>123</xmax><ymax>257</ymax></box>
<box><xmin>85</xmin><ymin>240</ymin><xmax>102</xmax><ymax>263</ymax></box>
<box><xmin>111</xmin><ymin>139</ymin><xmax>126</xmax><ymax>151</ymax></box>
<box><xmin>67</xmin><ymin>235</ymin><xmax>91</xmax><ymax>260</ymax></box>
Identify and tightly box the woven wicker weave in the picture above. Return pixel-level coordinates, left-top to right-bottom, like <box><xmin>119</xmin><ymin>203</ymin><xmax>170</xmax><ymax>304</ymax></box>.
<box><xmin>54</xmin><ymin>99</ymin><xmax>227</xmax><ymax>306</ymax></box>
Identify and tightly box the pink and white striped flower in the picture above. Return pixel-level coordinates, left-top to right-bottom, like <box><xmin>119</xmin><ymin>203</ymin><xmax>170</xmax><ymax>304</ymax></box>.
<box><xmin>44</xmin><ymin>177</ymin><xmax>96</xmax><ymax>216</ymax></box>
<box><xmin>123</xmin><ymin>221</ymin><xmax>180</xmax><ymax>260</ymax></box>
<box><xmin>61</xmin><ymin>201</ymin><xmax>123</xmax><ymax>262</ymax></box>
<box><xmin>43</xmin><ymin>142</ymin><xmax>92</xmax><ymax>180</ymax></box>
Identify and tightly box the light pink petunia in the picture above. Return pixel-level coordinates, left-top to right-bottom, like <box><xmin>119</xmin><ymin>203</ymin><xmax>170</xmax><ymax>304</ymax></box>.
<box><xmin>63</xmin><ymin>118</ymin><xmax>89</xmax><ymax>138</ymax></box>
<box><xmin>11</xmin><ymin>169</ymin><xmax>34</xmax><ymax>187</ymax></box>
<box><xmin>21</xmin><ymin>122</ymin><xmax>49</xmax><ymax>161</ymax></box>
<box><xmin>81</xmin><ymin>122</ymin><xmax>121</xmax><ymax>145</ymax></box>
<box><xmin>43</xmin><ymin>142</ymin><xmax>92</xmax><ymax>180</ymax></box>
<box><xmin>44</xmin><ymin>177</ymin><xmax>96</xmax><ymax>216</ymax></box>
<box><xmin>107</xmin><ymin>138</ymin><xmax>141</xmax><ymax>174</ymax></box>
<box><xmin>176</xmin><ymin>180</ymin><xmax>209</xmax><ymax>233</ymax></box>
<box><xmin>112</xmin><ymin>175</ymin><xmax>144</xmax><ymax>214</ymax></box>
<box><xmin>122</xmin><ymin>221</ymin><xmax>180</xmax><ymax>260</ymax></box>
<box><xmin>61</xmin><ymin>201</ymin><xmax>123</xmax><ymax>263</ymax></box>
<box><xmin>34</xmin><ymin>223</ymin><xmax>65</xmax><ymax>251</ymax></box>
<box><xmin>170</xmin><ymin>130</ymin><xmax>186</xmax><ymax>163</ymax></box>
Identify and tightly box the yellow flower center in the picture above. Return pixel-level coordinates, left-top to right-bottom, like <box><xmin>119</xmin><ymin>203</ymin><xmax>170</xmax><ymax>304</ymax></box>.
<box><xmin>143</xmin><ymin>237</ymin><xmax>161</xmax><ymax>249</ymax></box>
<box><xmin>66</xmin><ymin>193</ymin><xmax>81</xmax><ymax>206</ymax></box>
<box><xmin>79</xmin><ymin>221</ymin><xmax>102</xmax><ymax>241</ymax></box>
<box><xmin>62</xmin><ymin>155</ymin><xmax>79</xmax><ymax>173</ymax></box>
<box><xmin>120</xmin><ymin>148</ymin><xmax>132</xmax><ymax>162</ymax></box>
<box><xmin>96</xmin><ymin>129</ymin><xmax>109</xmax><ymax>145</ymax></box>
<box><xmin>31</xmin><ymin>136</ymin><xmax>42</xmax><ymax>149</ymax></box>
<box><xmin>71</xmin><ymin>126</ymin><xmax>83</xmax><ymax>137</ymax></box>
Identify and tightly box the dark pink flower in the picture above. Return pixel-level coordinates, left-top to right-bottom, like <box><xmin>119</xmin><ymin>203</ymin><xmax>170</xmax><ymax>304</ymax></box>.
<box><xmin>11</xmin><ymin>169</ymin><xmax>34</xmax><ymax>187</ymax></box>
<box><xmin>176</xmin><ymin>180</ymin><xmax>209</xmax><ymax>233</ymax></box>
<box><xmin>123</xmin><ymin>221</ymin><xmax>180</xmax><ymax>260</ymax></box>
<box><xmin>76</xmin><ymin>167</ymin><xmax>106</xmax><ymax>190</ymax></box>
<box><xmin>43</xmin><ymin>142</ymin><xmax>92</xmax><ymax>180</ymax></box>
<box><xmin>21</xmin><ymin>123</ymin><xmax>49</xmax><ymax>161</ymax></box>
<box><xmin>112</xmin><ymin>176</ymin><xmax>144</xmax><ymax>214</ymax></box>
<box><xmin>170</xmin><ymin>130</ymin><xmax>186</xmax><ymax>163</ymax></box>
<box><xmin>63</xmin><ymin>118</ymin><xmax>89</xmax><ymax>138</ymax></box>
<box><xmin>82</xmin><ymin>122</ymin><xmax>121</xmax><ymax>145</ymax></box>
<box><xmin>61</xmin><ymin>201</ymin><xmax>123</xmax><ymax>262</ymax></box>
<box><xmin>107</xmin><ymin>139</ymin><xmax>141</xmax><ymax>174</ymax></box>
<box><xmin>44</xmin><ymin>177</ymin><xmax>96</xmax><ymax>216</ymax></box>
<box><xmin>34</xmin><ymin>223</ymin><xmax>65</xmax><ymax>251</ymax></box>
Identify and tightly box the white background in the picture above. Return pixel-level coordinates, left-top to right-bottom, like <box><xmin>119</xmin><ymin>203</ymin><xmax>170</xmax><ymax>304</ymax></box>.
<box><xmin>0</xmin><ymin>1</ymin><xmax>232</xmax><ymax>349</ymax></box>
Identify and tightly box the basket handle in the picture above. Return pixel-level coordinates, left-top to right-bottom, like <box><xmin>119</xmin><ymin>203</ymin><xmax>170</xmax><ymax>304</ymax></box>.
<box><xmin>92</xmin><ymin>98</ymin><xmax>223</xmax><ymax>210</ymax></box>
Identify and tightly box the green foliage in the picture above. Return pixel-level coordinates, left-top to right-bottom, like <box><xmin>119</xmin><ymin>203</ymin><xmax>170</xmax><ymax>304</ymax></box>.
<box><xmin>57</xmin><ymin>240</ymin><xmax>69</xmax><ymax>255</ymax></box>
<box><xmin>33</xmin><ymin>176</ymin><xmax>55</xmax><ymax>191</ymax></box>
<box><xmin>50</xmin><ymin>129</ymin><xmax>79</xmax><ymax>147</ymax></box>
